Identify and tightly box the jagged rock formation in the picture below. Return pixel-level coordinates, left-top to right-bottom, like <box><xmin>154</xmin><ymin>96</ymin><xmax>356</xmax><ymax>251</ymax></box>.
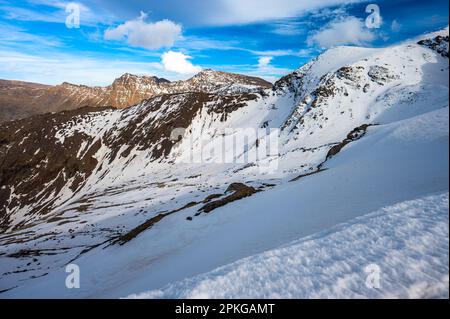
<box><xmin>418</xmin><ymin>33</ymin><xmax>449</xmax><ymax>58</ymax></box>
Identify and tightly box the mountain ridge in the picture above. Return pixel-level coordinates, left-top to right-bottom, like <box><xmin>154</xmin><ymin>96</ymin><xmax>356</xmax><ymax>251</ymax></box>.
<box><xmin>0</xmin><ymin>69</ymin><xmax>272</xmax><ymax>123</ymax></box>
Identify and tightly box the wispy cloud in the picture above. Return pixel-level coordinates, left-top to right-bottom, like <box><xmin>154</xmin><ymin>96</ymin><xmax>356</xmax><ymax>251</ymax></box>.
<box><xmin>88</xmin><ymin>0</ymin><xmax>365</xmax><ymax>26</ymax></box>
<box><xmin>176</xmin><ymin>37</ymin><xmax>316</xmax><ymax>58</ymax></box>
<box><xmin>26</xmin><ymin>0</ymin><xmax>74</xmax><ymax>9</ymax></box>
<box><xmin>0</xmin><ymin>0</ymin><xmax>114</xmax><ymax>26</ymax></box>
<box><xmin>187</xmin><ymin>0</ymin><xmax>365</xmax><ymax>26</ymax></box>
<box><xmin>0</xmin><ymin>23</ymin><xmax>64</xmax><ymax>48</ymax></box>
<box><xmin>271</xmin><ymin>20</ymin><xmax>310</xmax><ymax>36</ymax></box>
<box><xmin>0</xmin><ymin>5</ymin><xmax>63</xmax><ymax>23</ymax></box>
<box><xmin>249</xmin><ymin>48</ymin><xmax>317</xmax><ymax>58</ymax></box>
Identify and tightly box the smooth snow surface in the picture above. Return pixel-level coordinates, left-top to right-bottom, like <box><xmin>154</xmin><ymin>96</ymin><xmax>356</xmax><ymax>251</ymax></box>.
<box><xmin>128</xmin><ymin>193</ymin><xmax>449</xmax><ymax>299</ymax></box>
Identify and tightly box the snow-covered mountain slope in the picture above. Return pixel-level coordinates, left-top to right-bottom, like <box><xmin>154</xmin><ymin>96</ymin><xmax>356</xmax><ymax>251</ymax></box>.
<box><xmin>0</xmin><ymin>28</ymin><xmax>448</xmax><ymax>298</ymax></box>
<box><xmin>1</xmin><ymin>101</ymin><xmax>448</xmax><ymax>298</ymax></box>
<box><xmin>0</xmin><ymin>70</ymin><xmax>271</xmax><ymax>123</ymax></box>
<box><xmin>128</xmin><ymin>193</ymin><xmax>449</xmax><ymax>299</ymax></box>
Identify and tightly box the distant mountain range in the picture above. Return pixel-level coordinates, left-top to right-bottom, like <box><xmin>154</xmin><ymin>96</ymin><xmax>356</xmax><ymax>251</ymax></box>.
<box><xmin>0</xmin><ymin>70</ymin><xmax>271</xmax><ymax>123</ymax></box>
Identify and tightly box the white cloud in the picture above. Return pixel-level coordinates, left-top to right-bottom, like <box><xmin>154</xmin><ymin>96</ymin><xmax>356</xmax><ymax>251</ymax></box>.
<box><xmin>161</xmin><ymin>51</ymin><xmax>201</xmax><ymax>74</ymax></box>
<box><xmin>105</xmin><ymin>12</ymin><xmax>182</xmax><ymax>50</ymax></box>
<box><xmin>258</xmin><ymin>56</ymin><xmax>273</xmax><ymax>68</ymax></box>
<box><xmin>307</xmin><ymin>16</ymin><xmax>376</xmax><ymax>48</ymax></box>
<box><xmin>244</xmin><ymin>56</ymin><xmax>291</xmax><ymax>83</ymax></box>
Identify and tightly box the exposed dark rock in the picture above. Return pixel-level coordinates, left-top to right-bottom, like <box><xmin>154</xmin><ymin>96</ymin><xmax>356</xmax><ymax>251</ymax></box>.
<box><xmin>203</xmin><ymin>194</ymin><xmax>223</xmax><ymax>203</ymax></box>
<box><xmin>290</xmin><ymin>168</ymin><xmax>327</xmax><ymax>182</ymax></box>
<box><xmin>199</xmin><ymin>183</ymin><xmax>259</xmax><ymax>214</ymax></box>
<box><xmin>0</xmin><ymin>107</ymin><xmax>110</xmax><ymax>231</ymax></box>
<box><xmin>115</xmin><ymin>213</ymin><xmax>167</xmax><ymax>245</ymax></box>
<box><xmin>368</xmin><ymin>66</ymin><xmax>398</xmax><ymax>85</ymax></box>
<box><xmin>418</xmin><ymin>35</ymin><xmax>449</xmax><ymax>58</ymax></box>
<box><xmin>114</xmin><ymin>201</ymin><xmax>200</xmax><ymax>245</ymax></box>
<box><xmin>325</xmin><ymin>124</ymin><xmax>374</xmax><ymax>161</ymax></box>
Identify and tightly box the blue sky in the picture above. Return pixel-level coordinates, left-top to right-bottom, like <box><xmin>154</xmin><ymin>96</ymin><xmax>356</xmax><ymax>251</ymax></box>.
<box><xmin>0</xmin><ymin>0</ymin><xmax>448</xmax><ymax>85</ymax></box>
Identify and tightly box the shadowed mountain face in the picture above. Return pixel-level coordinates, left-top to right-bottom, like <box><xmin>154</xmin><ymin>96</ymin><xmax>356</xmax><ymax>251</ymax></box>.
<box><xmin>0</xmin><ymin>70</ymin><xmax>272</xmax><ymax>123</ymax></box>
<box><xmin>0</xmin><ymin>91</ymin><xmax>262</xmax><ymax>230</ymax></box>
